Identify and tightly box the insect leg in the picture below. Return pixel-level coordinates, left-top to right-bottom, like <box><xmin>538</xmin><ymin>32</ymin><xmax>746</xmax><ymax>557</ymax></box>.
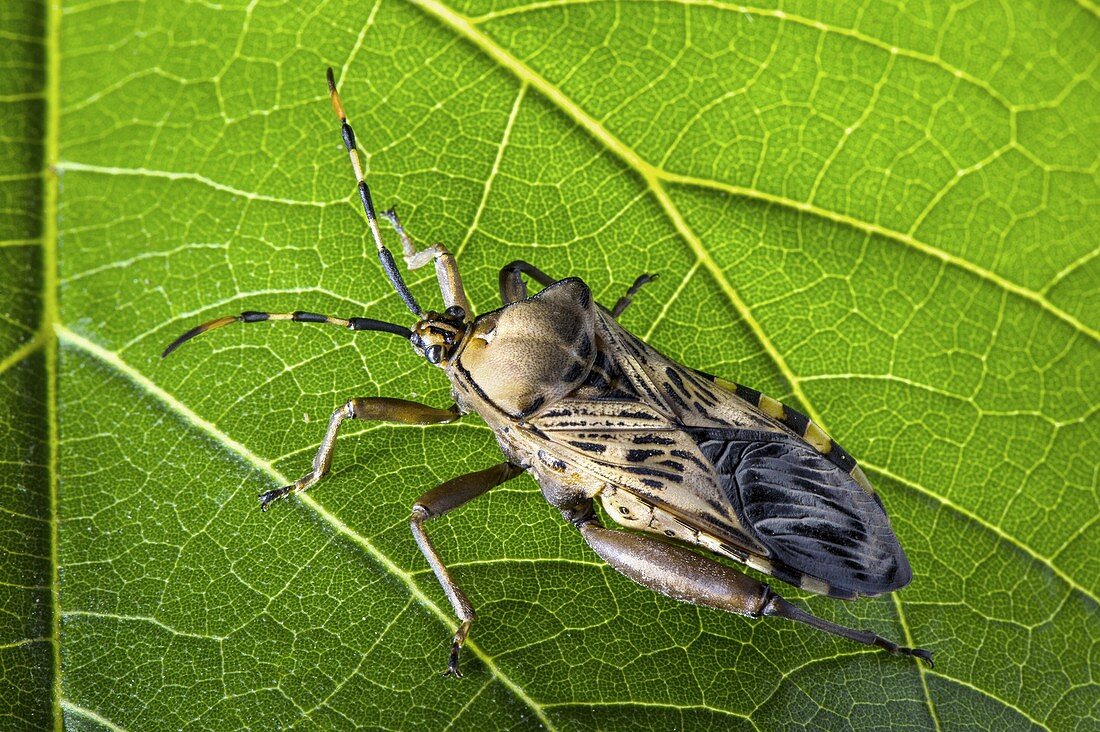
<box><xmin>410</xmin><ymin>461</ymin><xmax>524</xmax><ymax>678</ymax></box>
<box><xmin>609</xmin><ymin>273</ymin><xmax>658</xmax><ymax>319</ymax></box>
<box><xmin>498</xmin><ymin>260</ymin><xmax>557</xmax><ymax>305</ymax></box>
<box><xmin>258</xmin><ymin>398</ymin><xmax>460</xmax><ymax>510</ymax></box>
<box><xmin>379</xmin><ymin>207</ymin><xmax>470</xmax><ymax>316</ymax></box>
<box><xmin>576</xmin><ymin>514</ymin><xmax>933</xmax><ymax>666</ymax></box>
<box><xmin>499</xmin><ymin>260</ymin><xmax>656</xmax><ymax>318</ymax></box>
<box><xmin>761</xmin><ymin>592</ymin><xmax>933</xmax><ymax>666</ymax></box>
<box><xmin>161</xmin><ymin>310</ymin><xmax>410</xmax><ymax>358</ymax></box>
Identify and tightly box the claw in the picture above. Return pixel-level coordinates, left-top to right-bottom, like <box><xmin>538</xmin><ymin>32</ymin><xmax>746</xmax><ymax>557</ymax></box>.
<box><xmin>907</xmin><ymin>647</ymin><xmax>935</xmax><ymax>668</ymax></box>
<box><xmin>258</xmin><ymin>485</ymin><xmax>293</xmax><ymax>511</ymax></box>
<box><xmin>442</xmin><ymin>641</ymin><xmax>464</xmax><ymax>679</ymax></box>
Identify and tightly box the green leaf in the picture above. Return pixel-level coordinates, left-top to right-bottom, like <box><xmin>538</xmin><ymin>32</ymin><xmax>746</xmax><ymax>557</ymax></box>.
<box><xmin>5</xmin><ymin>0</ymin><xmax>1098</xmax><ymax>728</ymax></box>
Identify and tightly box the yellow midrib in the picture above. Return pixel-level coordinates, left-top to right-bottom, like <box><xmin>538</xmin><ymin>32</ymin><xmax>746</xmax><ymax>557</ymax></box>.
<box><xmin>410</xmin><ymin>0</ymin><xmax>1097</xmax><ymax>345</ymax></box>
<box><xmin>44</xmin><ymin>0</ymin><xmax>63</xmax><ymax>730</ymax></box>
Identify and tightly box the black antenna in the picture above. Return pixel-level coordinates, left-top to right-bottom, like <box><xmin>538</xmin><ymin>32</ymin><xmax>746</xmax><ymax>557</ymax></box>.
<box><xmin>327</xmin><ymin>68</ymin><xmax>422</xmax><ymax>316</ymax></box>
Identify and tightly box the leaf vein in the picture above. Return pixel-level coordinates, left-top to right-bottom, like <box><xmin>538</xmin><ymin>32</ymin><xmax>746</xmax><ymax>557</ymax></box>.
<box><xmin>455</xmin><ymin>82</ymin><xmax>528</xmax><ymax>315</ymax></box>
<box><xmin>55</xmin><ymin>161</ymin><xmax>336</xmax><ymax>208</ymax></box>
<box><xmin>926</xmin><ymin>672</ymin><xmax>1052</xmax><ymax>731</ymax></box>
<box><xmin>54</xmin><ymin>325</ymin><xmax>557</xmax><ymax>732</ymax></box>
<box><xmin>62</xmin><ymin>610</ymin><xmax>227</xmax><ymax>641</ymax></box>
<box><xmin>890</xmin><ymin>593</ymin><xmax>942</xmax><ymax>731</ymax></box>
<box><xmin>864</xmin><ymin>461</ymin><xmax>1099</xmax><ymax>606</ymax></box>
<box><xmin>541</xmin><ymin>698</ymin><xmax>758</xmax><ymax>727</ymax></box>
<box><xmin>44</xmin><ymin>0</ymin><xmax>63</xmax><ymax>726</ymax></box>
<box><xmin>470</xmin><ymin>0</ymin><xmax>1020</xmax><ymax>110</ymax></box>
<box><xmin>413</xmin><ymin>0</ymin><xmax>1097</xmax><ymax>343</ymax></box>
<box><xmin>0</xmin><ymin>333</ymin><xmax>46</xmax><ymax>378</ymax></box>
<box><xmin>59</xmin><ymin>701</ymin><xmax>131</xmax><ymax>732</ymax></box>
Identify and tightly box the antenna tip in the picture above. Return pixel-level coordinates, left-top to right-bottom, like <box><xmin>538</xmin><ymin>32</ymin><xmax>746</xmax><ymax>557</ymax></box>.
<box><xmin>326</xmin><ymin>67</ymin><xmax>346</xmax><ymax>120</ymax></box>
<box><xmin>161</xmin><ymin>315</ymin><xmax>239</xmax><ymax>359</ymax></box>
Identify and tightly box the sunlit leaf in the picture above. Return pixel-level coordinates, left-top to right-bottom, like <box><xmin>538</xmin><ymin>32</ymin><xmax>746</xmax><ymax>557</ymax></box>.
<box><xmin>4</xmin><ymin>0</ymin><xmax>1098</xmax><ymax>729</ymax></box>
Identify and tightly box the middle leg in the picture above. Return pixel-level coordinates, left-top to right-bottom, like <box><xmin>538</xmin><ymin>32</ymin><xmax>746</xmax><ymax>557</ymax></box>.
<box><xmin>609</xmin><ymin>273</ymin><xmax>658</xmax><ymax>318</ymax></box>
<box><xmin>498</xmin><ymin>260</ymin><xmax>657</xmax><ymax>319</ymax></box>
<box><xmin>498</xmin><ymin>260</ymin><xmax>557</xmax><ymax>305</ymax></box>
<box><xmin>410</xmin><ymin>461</ymin><xmax>525</xmax><ymax>677</ymax></box>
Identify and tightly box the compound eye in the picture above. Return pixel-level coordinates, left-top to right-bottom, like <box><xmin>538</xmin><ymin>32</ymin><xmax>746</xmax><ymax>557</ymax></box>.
<box><xmin>444</xmin><ymin>305</ymin><xmax>466</xmax><ymax>321</ymax></box>
<box><xmin>425</xmin><ymin>344</ymin><xmax>444</xmax><ymax>364</ymax></box>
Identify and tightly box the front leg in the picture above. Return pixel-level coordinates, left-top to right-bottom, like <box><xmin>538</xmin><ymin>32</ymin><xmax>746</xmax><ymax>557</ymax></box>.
<box><xmin>259</xmin><ymin>398</ymin><xmax>460</xmax><ymax>510</ymax></box>
<box><xmin>381</xmin><ymin>207</ymin><xmax>470</xmax><ymax>316</ymax></box>
<box><xmin>410</xmin><ymin>462</ymin><xmax>524</xmax><ymax>677</ymax></box>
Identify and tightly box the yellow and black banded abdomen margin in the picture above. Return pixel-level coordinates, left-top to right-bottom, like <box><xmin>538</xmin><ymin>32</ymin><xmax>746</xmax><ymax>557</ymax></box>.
<box><xmin>699</xmin><ymin>372</ymin><xmax>885</xmax><ymax>513</ymax></box>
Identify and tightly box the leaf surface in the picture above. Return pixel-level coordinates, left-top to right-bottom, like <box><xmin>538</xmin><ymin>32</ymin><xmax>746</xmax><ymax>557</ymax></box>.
<box><xmin>4</xmin><ymin>0</ymin><xmax>1099</xmax><ymax>729</ymax></box>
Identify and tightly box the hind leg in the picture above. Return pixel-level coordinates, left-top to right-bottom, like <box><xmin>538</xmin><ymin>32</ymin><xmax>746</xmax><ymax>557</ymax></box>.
<box><xmin>575</xmin><ymin>512</ymin><xmax>933</xmax><ymax>665</ymax></box>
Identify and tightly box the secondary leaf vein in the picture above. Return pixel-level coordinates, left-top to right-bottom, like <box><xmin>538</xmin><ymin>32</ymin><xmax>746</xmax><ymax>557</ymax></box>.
<box><xmin>54</xmin><ymin>324</ymin><xmax>557</xmax><ymax>732</ymax></box>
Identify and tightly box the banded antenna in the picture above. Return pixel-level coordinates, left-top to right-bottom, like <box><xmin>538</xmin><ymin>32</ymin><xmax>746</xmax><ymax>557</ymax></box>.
<box><xmin>327</xmin><ymin>68</ymin><xmax>422</xmax><ymax>316</ymax></box>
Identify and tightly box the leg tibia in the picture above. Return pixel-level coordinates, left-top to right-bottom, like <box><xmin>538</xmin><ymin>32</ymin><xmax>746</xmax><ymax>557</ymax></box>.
<box><xmin>258</xmin><ymin>398</ymin><xmax>461</xmax><ymax>511</ymax></box>
<box><xmin>411</xmin><ymin>462</ymin><xmax>523</xmax><ymax>677</ymax></box>
<box><xmin>259</xmin><ymin>400</ymin><xmax>353</xmax><ymax>510</ymax></box>
<box><xmin>380</xmin><ymin>208</ymin><xmax>469</xmax><ymax>315</ymax></box>
<box><xmin>763</xmin><ymin>594</ymin><xmax>934</xmax><ymax>666</ymax></box>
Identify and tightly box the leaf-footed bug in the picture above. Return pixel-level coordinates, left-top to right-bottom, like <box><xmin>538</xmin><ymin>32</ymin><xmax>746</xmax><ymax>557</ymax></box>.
<box><xmin>164</xmin><ymin>69</ymin><xmax>932</xmax><ymax>677</ymax></box>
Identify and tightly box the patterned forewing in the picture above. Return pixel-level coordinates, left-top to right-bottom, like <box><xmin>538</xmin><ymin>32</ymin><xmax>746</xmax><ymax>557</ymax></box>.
<box><xmin>523</xmin><ymin>310</ymin><xmax>912</xmax><ymax>598</ymax></box>
<box><xmin>531</xmin><ymin>400</ymin><xmax>765</xmax><ymax>555</ymax></box>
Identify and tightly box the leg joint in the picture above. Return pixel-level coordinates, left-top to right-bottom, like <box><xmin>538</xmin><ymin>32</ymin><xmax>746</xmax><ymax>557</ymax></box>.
<box><xmin>756</xmin><ymin>584</ymin><xmax>779</xmax><ymax>619</ymax></box>
<box><xmin>564</xmin><ymin>501</ymin><xmax>598</xmax><ymax>529</ymax></box>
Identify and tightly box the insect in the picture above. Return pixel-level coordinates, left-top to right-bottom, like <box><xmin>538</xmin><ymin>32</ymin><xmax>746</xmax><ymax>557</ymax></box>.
<box><xmin>163</xmin><ymin>69</ymin><xmax>932</xmax><ymax>677</ymax></box>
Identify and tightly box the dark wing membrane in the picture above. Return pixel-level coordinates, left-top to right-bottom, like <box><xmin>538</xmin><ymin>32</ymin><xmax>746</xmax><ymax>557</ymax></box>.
<box><xmin>695</xmin><ymin>427</ymin><xmax>911</xmax><ymax>598</ymax></box>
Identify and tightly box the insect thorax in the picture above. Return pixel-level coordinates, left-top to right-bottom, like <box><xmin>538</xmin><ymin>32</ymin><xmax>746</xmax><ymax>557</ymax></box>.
<box><xmin>446</xmin><ymin>278</ymin><xmax>599</xmax><ymax>420</ymax></box>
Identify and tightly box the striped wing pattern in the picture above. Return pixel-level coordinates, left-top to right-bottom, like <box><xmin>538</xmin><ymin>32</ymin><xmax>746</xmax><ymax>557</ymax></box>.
<box><xmin>695</xmin><ymin>428</ymin><xmax>911</xmax><ymax>597</ymax></box>
<box><xmin>526</xmin><ymin>311</ymin><xmax>912</xmax><ymax>599</ymax></box>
